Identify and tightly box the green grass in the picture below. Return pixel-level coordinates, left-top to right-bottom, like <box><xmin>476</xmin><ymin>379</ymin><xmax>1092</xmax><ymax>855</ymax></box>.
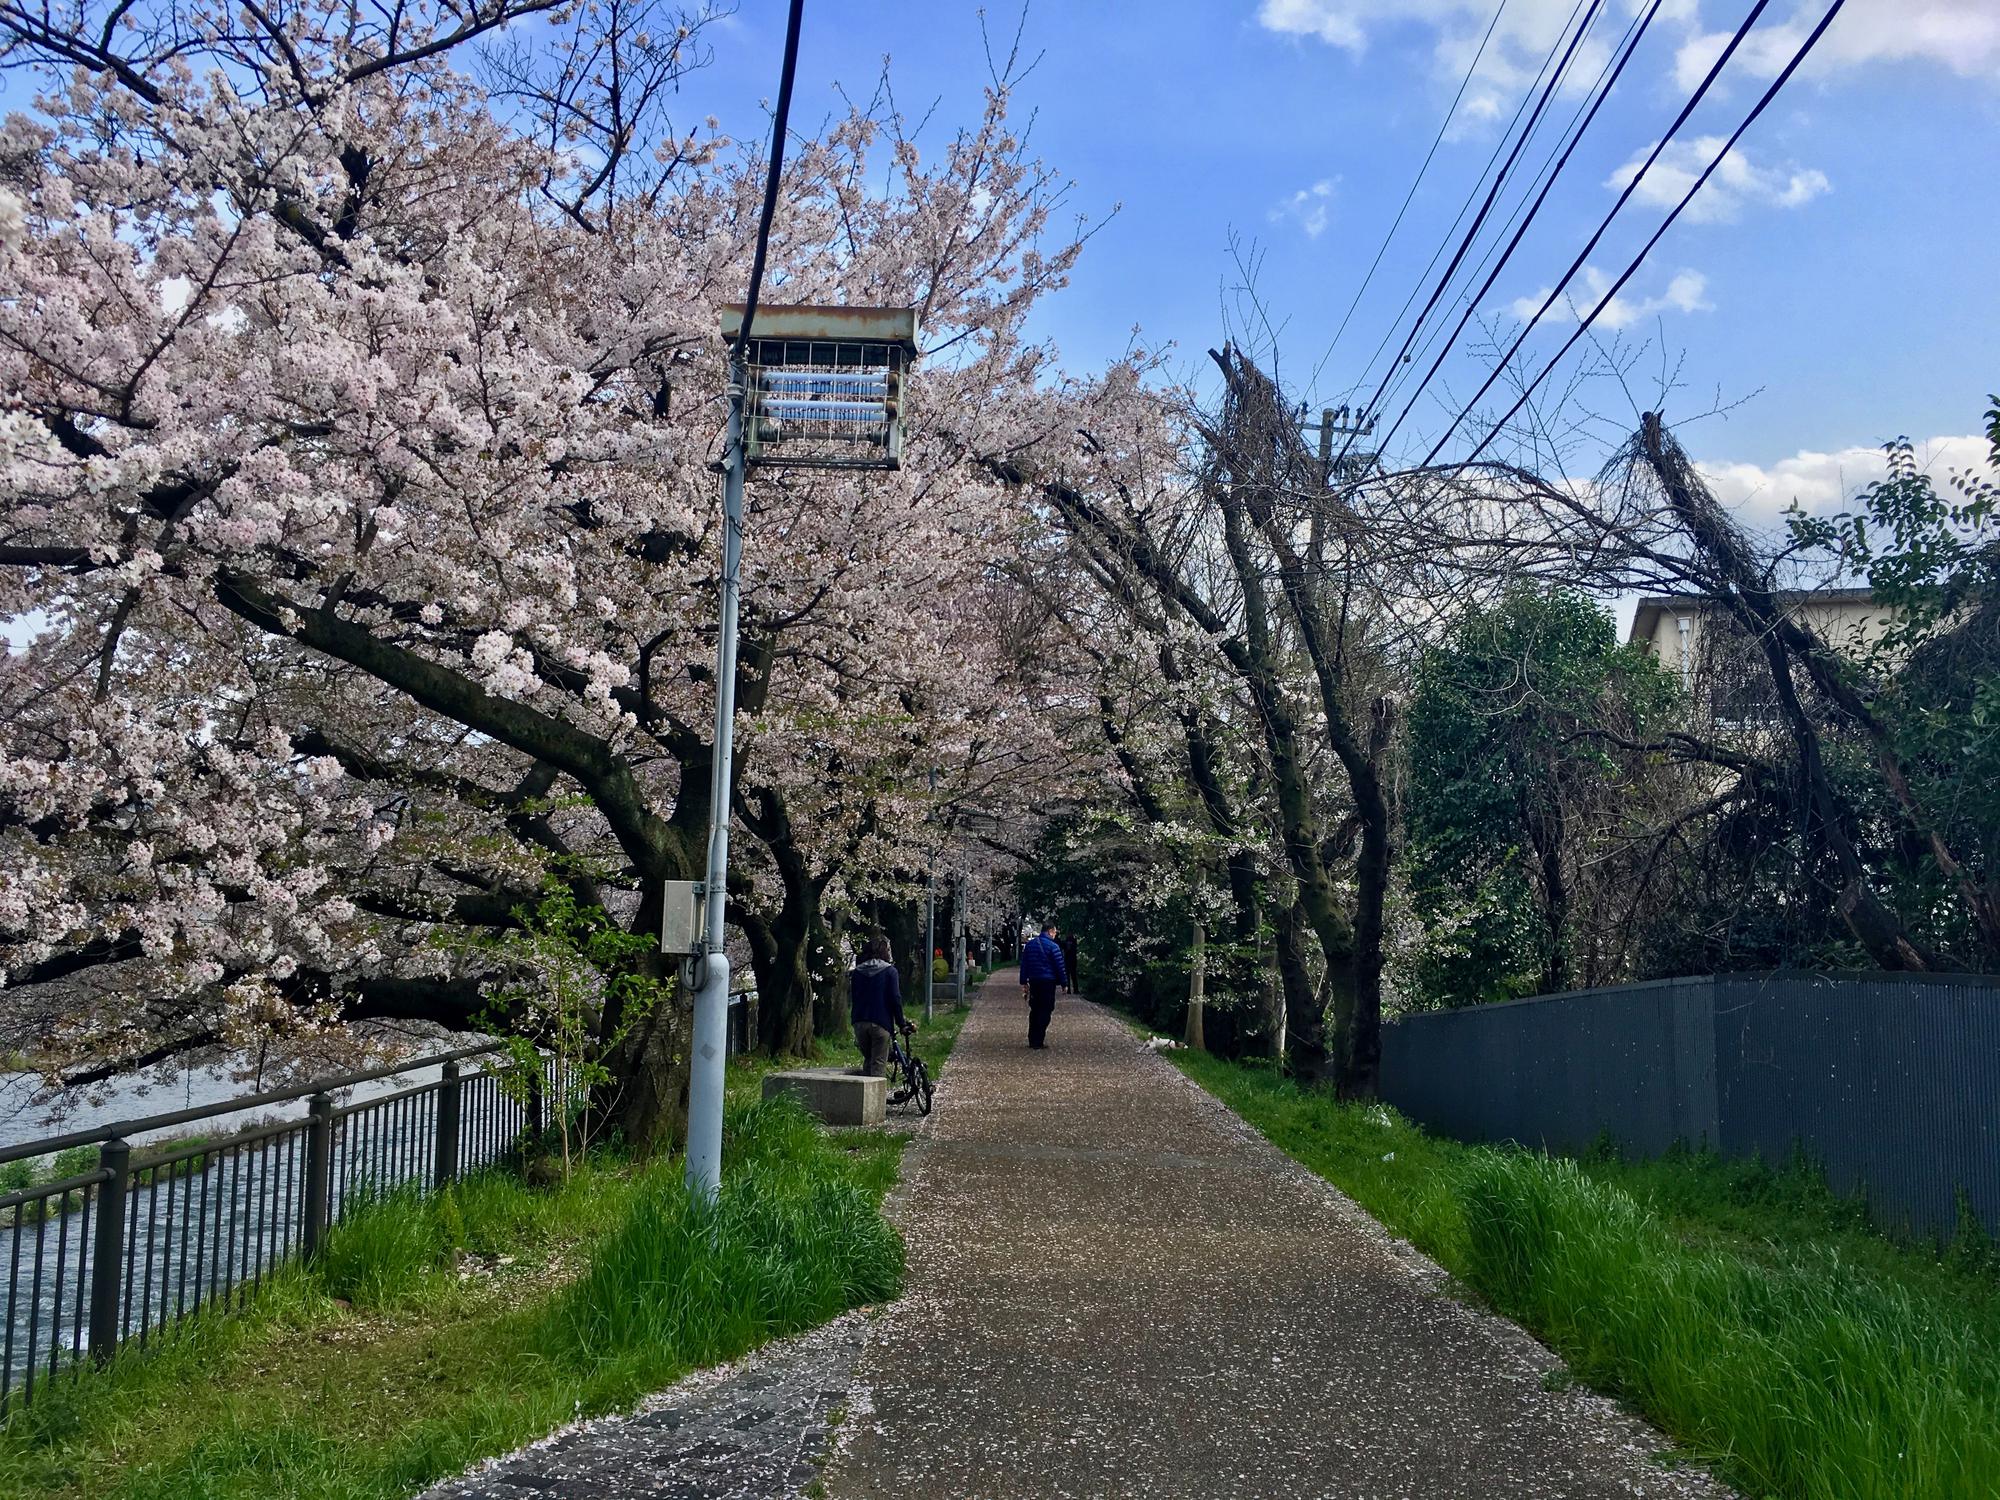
<box><xmin>1171</xmin><ymin>1049</ymin><xmax>2000</xmax><ymax>1500</ymax></box>
<box><xmin>0</xmin><ymin>1146</ymin><xmax>99</xmax><ymax>1194</ymax></box>
<box><xmin>2</xmin><ymin>1137</ymin><xmax>228</xmax><ymax>1227</ymax></box>
<box><xmin>0</xmin><ymin>1010</ymin><xmax>969</xmax><ymax>1500</ymax></box>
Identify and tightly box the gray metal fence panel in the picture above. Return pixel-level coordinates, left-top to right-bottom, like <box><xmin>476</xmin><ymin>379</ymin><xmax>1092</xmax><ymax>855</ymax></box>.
<box><xmin>1380</xmin><ymin>977</ymin><xmax>1717</xmax><ymax>1158</ymax></box>
<box><xmin>1381</xmin><ymin>971</ymin><xmax>2000</xmax><ymax>1238</ymax></box>
<box><xmin>1712</xmin><ymin>972</ymin><xmax>2000</xmax><ymax>1238</ymax></box>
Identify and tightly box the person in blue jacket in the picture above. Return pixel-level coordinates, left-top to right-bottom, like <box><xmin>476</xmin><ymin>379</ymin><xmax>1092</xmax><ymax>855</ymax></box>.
<box><xmin>1018</xmin><ymin>919</ymin><xmax>1069</xmax><ymax>1049</ymax></box>
<box><xmin>848</xmin><ymin>933</ymin><xmax>909</xmax><ymax>1077</ymax></box>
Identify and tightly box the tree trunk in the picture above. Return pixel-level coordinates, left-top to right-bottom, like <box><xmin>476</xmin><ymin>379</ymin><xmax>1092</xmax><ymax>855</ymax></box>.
<box><xmin>1185</xmin><ymin>919</ymin><xmax>1207</xmax><ymax>1050</ymax></box>
<box><xmin>735</xmin><ymin>786</ymin><xmax>824</xmax><ymax>1057</ymax></box>
<box><xmin>599</xmin><ymin>996</ymin><xmax>689</xmax><ymax>1154</ymax></box>
<box><xmin>813</xmin><ymin>906</ymin><xmax>852</xmax><ymax>1039</ymax></box>
<box><xmin>1337</xmin><ymin>802</ymin><xmax>1389</xmax><ymax>1100</ymax></box>
<box><xmin>1275</xmin><ymin>896</ymin><xmax>1328</xmax><ymax>1079</ymax></box>
<box><xmin>1261</xmin><ymin>951</ymin><xmax>1288</xmax><ymax>1061</ymax></box>
<box><xmin>750</xmin><ymin>896</ymin><xmax>817</xmax><ymax>1057</ymax></box>
<box><xmin>861</xmin><ymin>896</ymin><xmax>926</xmax><ymax>1003</ymax></box>
<box><xmin>589</xmin><ymin>878</ymin><xmax>690</xmax><ymax>1154</ymax></box>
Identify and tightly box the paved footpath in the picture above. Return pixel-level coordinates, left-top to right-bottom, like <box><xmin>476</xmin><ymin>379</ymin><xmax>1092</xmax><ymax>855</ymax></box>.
<box><xmin>425</xmin><ymin>978</ymin><xmax>1730</xmax><ymax>1499</ymax></box>
<box><xmin>819</xmin><ymin>980</ymin><xmax>1730</xmax><ymax>1500</ymax></box>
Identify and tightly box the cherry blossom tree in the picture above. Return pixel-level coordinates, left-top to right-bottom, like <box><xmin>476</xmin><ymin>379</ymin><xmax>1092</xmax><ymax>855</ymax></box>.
<box><xmin>0</xmin><ymin>0</ymin><xmax>1086</xmax><ymax>1143</ymax></box>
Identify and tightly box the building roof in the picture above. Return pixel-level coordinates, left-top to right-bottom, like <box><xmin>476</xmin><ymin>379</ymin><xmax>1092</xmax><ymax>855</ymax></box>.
<box><xmin>1627</xmin><ymin>587</ymin><xmax>1879</xmax><ymax>646</ymax></box>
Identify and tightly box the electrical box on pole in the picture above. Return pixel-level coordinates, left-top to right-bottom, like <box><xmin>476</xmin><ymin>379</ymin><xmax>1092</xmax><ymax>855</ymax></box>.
<box><xmin>659</xmin><ymin>881</ymin><xmax>702</xmax><ymax>956</ymax></box>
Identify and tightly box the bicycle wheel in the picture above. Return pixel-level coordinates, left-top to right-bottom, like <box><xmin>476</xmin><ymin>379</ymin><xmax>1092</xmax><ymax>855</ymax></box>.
<box><xmin>908</xmin><ymin>1055</ymin><xmax>934</xmax><ymax>1116</ymax></box>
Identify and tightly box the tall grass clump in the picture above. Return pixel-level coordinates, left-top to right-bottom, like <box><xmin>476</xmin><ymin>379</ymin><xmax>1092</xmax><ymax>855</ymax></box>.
<box><xmin>547</xmin><ymin>1095</ymin><xmax>903</xmax><ymax>1397</ymax></box>
<box><xmin>304</xmin><ymin>1161</ymin><xmax>632</xmax><ymax>1311</ymax></box>
<box><xmin>311</xmin><ymin>1186</ymin><xmax>453</xmax><ymax>1308</ymax></box>
<box><xmin>1456</xmin><ymin>1151</ymin><xmax>2000</xmax><ymax>1499</ymax></box>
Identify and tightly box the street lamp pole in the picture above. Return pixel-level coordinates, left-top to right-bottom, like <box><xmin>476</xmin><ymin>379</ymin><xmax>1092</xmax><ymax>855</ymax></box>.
<box><xmin>954</xmin><ymin>870</ymin><xmax>968</xmax><ymax>1009</ymax></box>
<box><xmin>923</xmin><ymin>862</ymin><xmax>936</xmax><ymax>1023</ymax></box>
<box><xmin>923</xmin><ymin>767</ymin><xmax>937</xmax><ymax>1021</ymax></box>
<box><xmin>685</xmin><ymin>356</ymin><xmax>747</xmax><ymax>1202</ymax></box>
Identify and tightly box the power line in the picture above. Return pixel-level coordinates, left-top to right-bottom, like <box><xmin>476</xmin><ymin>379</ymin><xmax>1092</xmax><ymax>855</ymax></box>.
<box><xmin>729</xmin><ymin>0</ymin><xmax>807</xmax><ymax>360</ymax></box>
<box><xmin>1373</xmin><ymin>0</ymin><xmax>1650</xmax><ymax>425</ymax></box>
<box><xmin>1342</xmin><ymin>0</ymin><xmax>1593</xmax><ymax>409</ymax></box>
<box><xmin>1332</xmin><ymin>0</ymin><xmax>1608</xmax><ymax>473</ymax></box>
<box><xmin>1307</xmin><ymin>0</ymin><xmax>1512</xmax><ymax>396</ymax></box>
<box><xmin>1439</xmin><ymin>0</ymin><xmax>1849</xmax><ymax>472</ymax></box>
<box><xmin>1414</xmin><ymin>0</ymin><xmax>1779</xmax><ymax>466</ymax></box>
<box><xmin>1371</xmin><ymin>0</ymin><xmax>1664</xmax><ymax>456</ymax></box>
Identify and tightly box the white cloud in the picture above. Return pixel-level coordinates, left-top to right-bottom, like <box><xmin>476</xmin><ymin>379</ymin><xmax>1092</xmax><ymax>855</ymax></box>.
<box><xmin>1697</xmin><ymin>433</ymin><xmax>1993</xmax><ymax>520</ymax></box>
<box><xmin>1674</xmin><ymin>0</ymin><xmax>2000</xmax><ymax>91</ymax></box>
<box><xmin>1263</xmin><ymin>0</ymin><xmax>2000</xmax><ymax>143</ymax></box>
<box><xmin>1507</xmin><ymin>264</ymin><xmax>1712</xmax><ymax>329</ymax></box>
<box><xmin>1260</xmin><ymin>0</ymin><xmax>1609</xmax><ymax>111</ymax></box>
<box><xmin>1606</xmin><ymin>137</ymin><xmax>1829</xmax><ymax>223</ymax></box>
<box><xmin>1272</xmin><ymin>177</ymin><xmax>1338</xmax><ymax>237</ymax></box>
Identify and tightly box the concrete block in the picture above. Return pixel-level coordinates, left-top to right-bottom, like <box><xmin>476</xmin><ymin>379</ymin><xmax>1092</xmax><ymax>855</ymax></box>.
<box><xmin>762</xmin><ymin>1068</ymin><xmax>886</xmax><ymax>1126</ymax></box>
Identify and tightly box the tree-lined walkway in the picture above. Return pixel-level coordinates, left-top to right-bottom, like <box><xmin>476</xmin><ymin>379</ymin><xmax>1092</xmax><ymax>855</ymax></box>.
<box><xmin>820</xmin><ymin>980</ymin><xmax>1728</xmax><ymax>1499</ymax></box>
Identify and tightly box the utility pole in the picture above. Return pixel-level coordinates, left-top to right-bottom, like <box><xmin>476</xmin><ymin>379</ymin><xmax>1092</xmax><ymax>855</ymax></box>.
<box><xmin>924</xmin><ymin>768</ymin><xmax>937</xmax><ymax>1022</ymax></box>
<box><xmin>1315</xmin><ymin>404</ymin><xmax>1377</xmax><ymax>489</ymax></box>
<box><xmin>685</xmin><ymin>355</ymin><xmax>748</xmax><ymax>1202</ymax></box>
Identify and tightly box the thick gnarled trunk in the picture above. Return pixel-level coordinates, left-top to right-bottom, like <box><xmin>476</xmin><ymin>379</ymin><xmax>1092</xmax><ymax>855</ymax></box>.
<box><xmin>599</xmin><ymin>1000</ymin><xmax>690</xmax><ymax>1154</ymax></box>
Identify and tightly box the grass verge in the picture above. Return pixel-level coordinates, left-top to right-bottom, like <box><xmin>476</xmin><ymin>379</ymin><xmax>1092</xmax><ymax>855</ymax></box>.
<box><xmin>1171</xmin><ymin>1049</ymin><xmax>2000</xmax><ymax>1500</ymax></box>
<box><xmin>0</xmin><ymin>1011</ymin><xmax>967</xmax><ymax>1500</ymax></box>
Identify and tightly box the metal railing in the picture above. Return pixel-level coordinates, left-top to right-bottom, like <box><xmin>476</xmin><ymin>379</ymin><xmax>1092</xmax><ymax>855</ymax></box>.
<box><xmin>1</xmin><ymin>1043</ymin><xmax>551</xmax><ymax>1415</ymax></box>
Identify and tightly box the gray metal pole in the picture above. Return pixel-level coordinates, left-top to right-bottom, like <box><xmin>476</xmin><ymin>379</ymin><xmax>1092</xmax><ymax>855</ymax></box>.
<box><xmin>923</xmin><ymin>865</ymin><xmax>936</xmax><ymax>1022</ymax></box>
<box><xmin>686</xmin><ymin>359</ymin><xmax>747</xmax><ymax>1201</ymax></box>
<box><xmin>954</xmin><ymin>873</ymin><xmax>968</xmax><ymax>1009</ymax></box>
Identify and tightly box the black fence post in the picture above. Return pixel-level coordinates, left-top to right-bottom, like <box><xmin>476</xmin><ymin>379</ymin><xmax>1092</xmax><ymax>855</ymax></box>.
<box><xmin>434</xmin><ymin>1061</ymin><xmax>462</xmax><ymax>1187</ymax></box>
<box><xmin>87</xmin><ymin>1137</ymin><xmax>129</xmax><ymax>1366</ymax></box>
<box><xmin>525</xmin><ymin>1063</ymin><xmax>544</xmax><ymax>1150</ymax></box>
<box><xmin>302</xmin><ymin>1093</ymin><xmax>333</xmax><ymax>1260</ymax></box>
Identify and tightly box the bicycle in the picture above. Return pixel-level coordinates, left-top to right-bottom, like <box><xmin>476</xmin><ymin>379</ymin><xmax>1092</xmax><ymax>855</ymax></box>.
<box><xmin>886</xmin><ymin>1022</ymin><xmax>935</xmax><ymax>1116</ymax></box>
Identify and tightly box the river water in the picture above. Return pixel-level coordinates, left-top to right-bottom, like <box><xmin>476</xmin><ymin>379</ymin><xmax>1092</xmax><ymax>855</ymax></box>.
<box><xmin>0</xmin><ymin>1059</ymin><xmax>450</xmax><ymax>1153</ymax></box>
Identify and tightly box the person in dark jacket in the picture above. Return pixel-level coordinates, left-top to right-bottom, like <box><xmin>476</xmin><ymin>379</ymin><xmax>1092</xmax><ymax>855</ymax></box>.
<box><xmin>1058</xmin><ymin>931</ymin><xmax>1080</xmax><ymax>995</ymax></box>
<box><xmin>1018</xmin><ymin>920</ymin><xmax>1069</xmax><ymax>1049</ymax></box>
<box><xmin>848</xmin><ymin>933</ymin><xmax>907</xmax><ymax>1077</ymax></box>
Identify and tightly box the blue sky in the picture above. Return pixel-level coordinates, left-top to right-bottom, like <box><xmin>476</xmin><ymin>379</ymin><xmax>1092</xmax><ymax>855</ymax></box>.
<box><xmin>679</xmin><ymin>0</ymin><xmax>2000</xmax><ymax>521</ymax></box>
<box><xmin>3</xmin><ymin>1</ymin><xmax>1991</xmax><ymax>522</ymax></box>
